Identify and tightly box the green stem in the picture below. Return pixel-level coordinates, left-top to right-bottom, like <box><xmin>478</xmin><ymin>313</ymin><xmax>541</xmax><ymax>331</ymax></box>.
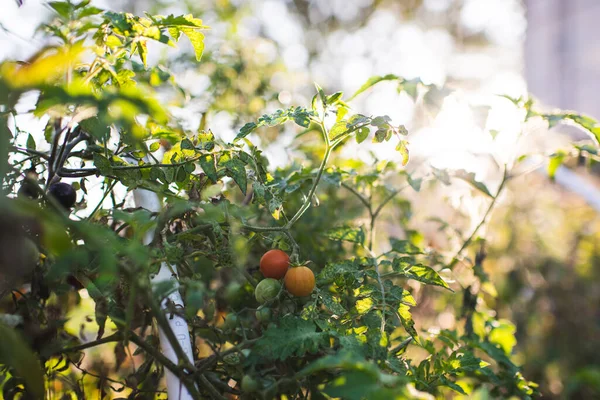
<box><xmin>285</xmin><ymin>145</ymin><xmax>332</xmax><ymax>229</ymax></box>
<box><xmin>448</xmin><ymin>167</ymin><xmax>509</xmax><ymax>269</ymax></box>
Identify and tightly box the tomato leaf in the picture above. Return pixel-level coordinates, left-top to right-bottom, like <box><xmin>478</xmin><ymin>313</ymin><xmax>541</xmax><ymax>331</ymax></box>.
<box><xmin>250</xmin><ymin>316</ymin><xmax>329</xmax><ymax>361</ymax></box>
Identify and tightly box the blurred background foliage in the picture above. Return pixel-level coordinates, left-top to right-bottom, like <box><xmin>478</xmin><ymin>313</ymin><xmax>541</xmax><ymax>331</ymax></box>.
<box><xmin>2</xmin><ymin>0</ymin><xmax>599</xmax><ymax>398</ymax></box>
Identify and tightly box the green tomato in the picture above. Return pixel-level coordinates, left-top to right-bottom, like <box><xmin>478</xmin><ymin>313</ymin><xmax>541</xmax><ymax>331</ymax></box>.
<box><xmin>254</xmin><ymin>278</ymin><xmax>280</xmax><ymax>304</ymax></box>
<box><xmin>241</xmin><ymin>375</ymin><xmax>260</xmax><ymax>392</ymax></box>
<box><xmin>255</xmin><ymin>307</ymin><xmax>272</xmax><ymax>323</ymax></box>
<box><xmin>222</xmin><ymin>313</ymin><xmax>239</xmax><ymax>330</ymax></box>
<box><xmin>224</xmin><ymin>282</ymin><xmax>243</xmax><ymax>304</ymax></box>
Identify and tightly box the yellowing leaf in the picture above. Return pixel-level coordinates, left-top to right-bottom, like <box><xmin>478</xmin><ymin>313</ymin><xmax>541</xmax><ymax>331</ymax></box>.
<box><xmin>1</xmin><ymin>44</ymin><xmax>84</xmax><ymax>88</ymax></box>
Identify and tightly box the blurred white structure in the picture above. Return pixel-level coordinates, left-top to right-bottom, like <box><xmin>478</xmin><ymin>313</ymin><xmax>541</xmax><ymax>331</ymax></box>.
<box><xmin>525</xmin><ymin>0</ymin><xmax>600</xmax><ymax>119</ymax></box>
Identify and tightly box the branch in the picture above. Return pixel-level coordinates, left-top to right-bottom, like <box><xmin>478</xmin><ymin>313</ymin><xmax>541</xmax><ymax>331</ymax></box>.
<box><xmin>448</xmin><ymin>167</ymin><xmax>509</xmax><ymax>269</ymax></box>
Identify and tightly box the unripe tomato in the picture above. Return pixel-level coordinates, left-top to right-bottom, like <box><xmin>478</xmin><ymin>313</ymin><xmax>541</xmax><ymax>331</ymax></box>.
<box><xmin>254</xmin><ymin>278</ymin><xmax>280</xmax><ymax>304</ymax></box>
<box><xmin>241</xmin><ymin>375</ymin><xmax>260</xmax><ymax>392</ymax></box>
<box><xmin>259</xmin><ymin>249</ymin><xmax>289</xmax><ymax>279</ymax></box>
<box><xmin>224</xmin><ymin>282</ymin><xmax>243</xmax><ymax>304</ymax></box>
<box><xmin>222</xmin><ymin>313</ymin><xmax>239</xmax><ymax>330</ymax></box>
<box><xmin>255</xmin><ymin>307</ymin><xmax>272</xmax><ymax>323</ymax></box>
<box><xmin>284</xmin><ymin>266</ymin><xmax>315</xmax><ymax>297</ymax></box>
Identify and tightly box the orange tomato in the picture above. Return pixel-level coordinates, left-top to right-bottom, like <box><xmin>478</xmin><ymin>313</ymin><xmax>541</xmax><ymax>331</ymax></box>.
<box><xmin>259</xmin><ymin>249</ymin><xmax>289</xmax><ymax>279</ymax></box>
<box><xmin>284</xmin><ymin>266</ymin><xmax>315</xmax><ymax>297</ymax></box>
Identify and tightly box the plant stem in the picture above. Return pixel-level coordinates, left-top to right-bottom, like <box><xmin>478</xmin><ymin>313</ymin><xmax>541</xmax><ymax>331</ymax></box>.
<box><xmin>448</xmin><ymin>167</ymin><xmax>509</xmax><ymax>269</ymax></box>
<box><xmin>128</xmin><ymin>332</ymin><xmax>203</xmax><ymax>399</ymax></box>
<box><xmin>285</xmin><ymin>145</ymin><xmax>332</xmax><ymax>229</ymax></box>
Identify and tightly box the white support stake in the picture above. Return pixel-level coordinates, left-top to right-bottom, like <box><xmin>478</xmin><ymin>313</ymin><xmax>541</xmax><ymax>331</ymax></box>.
<box><xmin>133</xmin><ymin>188</ymin><xmax>195</xmax><ymax>400</ymax></box>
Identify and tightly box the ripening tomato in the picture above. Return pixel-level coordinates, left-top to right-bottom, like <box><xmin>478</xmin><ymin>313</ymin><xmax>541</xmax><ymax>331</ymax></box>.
<box><xmin>259</xmin><ymin>249</ymin><xmax>289</xmax><ymax>279</ymax></box>
<box><xmin>284</xmin><ymin>266</ymin><xmax>315</xmax><ymax>297</ymax></box>
<box><xmin>254</xmin><ymin>278</ymin><xmax>280</xmax><ymax>304</ymax></box>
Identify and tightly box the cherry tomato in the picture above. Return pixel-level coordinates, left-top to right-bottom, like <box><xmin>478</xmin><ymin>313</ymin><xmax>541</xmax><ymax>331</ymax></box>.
<box><xmin>222</xmin><ymin>313</ymin><xmax>239</xmax><ymax>330</ymax></box>
<box><xmin>254</xmin><ymin>278</ymin><xmax>280</xmax><ymax>304</ymax></box>
<box><xmin>259</xmin><ymin>249</ymin><xmax>289</xmax><ymax>279</ymax></box>
<box><xmin>284</xmin><ymin>266</ymin><xmax>315</xmax><ymax>297</ymax></box>
<box><xmin>255</xmin><ymin>307</ymin><xmax>272</xmax><ymax>323</ymax></box>
<box><xmin>241</xmin><ymin>375</ymin><xmax>260</xmax><ymax>392</ymax></box>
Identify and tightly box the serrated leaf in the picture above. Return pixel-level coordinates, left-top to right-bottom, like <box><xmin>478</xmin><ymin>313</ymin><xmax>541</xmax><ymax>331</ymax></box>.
<box><xmin>180</xmin><ymin>138</ymin><xmax>194</xmax><ymax>150</ymax></box>
<box><xmin>93</xmin><ymin>153</ymin><xmax>112</xmax><ymax>175</ymax></box>
<box><xmin>251</xmin><ymin>316</ymin><xmax>329</xmax><ymax>361</ymax></box>
<box><xmin>319</xmin><ymin>291</ymin><xmax>346</xmax><ymax>315</ymax></box>
<box><xmin>389</xmin><ymin>238</ymin><xmax>423</xmax><ymax>254</ymax></box>
<box><xmin>181</xmin><ymin>28</ymin><xmax>205</xmax><ymax>61</ymax></box>
<box><xmin>150</xmin><ymin>166</ymin><xmax>165</xmax><ymax>182</ymax></box>
<box><xmin>323</xmin><ymin>226</ymin><xmax>365</xmax><ymax>244</ymax></box>
<box><xmin>199</xmin><ymin>154</ymin><xmax>217</xmax><ymax>182</ymax></box>
<box><xmin>236</xmin><ymin>122</ymin><xmax>257</xmax><ymax>140</ymax></box>
<box><xmin>224</xmin><ymin>158</ymin><xmax>247</xmax><ymax>195</ymax></box>
<box><xmin>398</xmin><ymin>304</ymin><xmax>419</xmax><ymax>344</ymax></box>
<box><xmin>392</xmin><ymin>258</ymin><xmax>451</xmax><ymax>290</ymax></box>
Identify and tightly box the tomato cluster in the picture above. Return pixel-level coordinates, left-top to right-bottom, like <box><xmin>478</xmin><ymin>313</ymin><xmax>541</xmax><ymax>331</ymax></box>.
<box><xmin>254</xmin><ymin>249</ymin><xmax>316</xmax><ymax>304</ymax></box>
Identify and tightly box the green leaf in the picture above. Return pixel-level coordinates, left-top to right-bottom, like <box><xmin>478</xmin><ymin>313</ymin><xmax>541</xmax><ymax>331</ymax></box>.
<box><xmin>181</xmin><ymin>28</ymin><xmax>205</xmax><ymax>61</ymax></box>
<box><xmin>315</xmin><ymin>83</ymin><xmax>326</xmax><ymax>104</ymax></box>
<box><xmin>26</xmin><ymin>134</ymin><xmax>36</xmax><ymax>150</ymax></box>
<box><xmin>326</xmin><ymin>91</ymin><xmax>343</xmax><ymax>104</ymax></box>
<box><xmin>199</xmin><ymin>154</ymin><xmax>217</xmax><ymax>182</ymax></box>
<box><xmin>49</xmin><ymin>1</ymin><xmax>72</xmax><ymax>18</ymax></box>
<box><xmin>236</xmin><ymin>122</ymin><xmax>257</xmax><ymax>140</ymax></box>
<box><xmin>398</xmin><ymin>304</ymin><xmax>420</xmax><ymax>344</ymax></box>
<box><xmin>224</xmin><ymin>158</ymin><xmax>247</xmax><ymax>195</ymax></box>
<box><xmin>407</xmin><ymin>174</ymin><xmax>422</xmax><ymax>191</ymax></box>
<box><xmin>180</xmin><ymin>138</ymin><xmax>194</xmax><ymax>151</ymax></box>
<box><xmin>439</xmin><ymin>377</ymin><xmax>467</xmax><ymax>395</ymax></box>
<box><xmin>548</xmin><ymin>151</ymin><xmax>566</xmax><ymax>180</ymax></box>
<box><xmin>349</xmin><ymin>74</ymin><xmax>400</xmax><ymax>100</ymax></box>
<box><xmin>137</xmin><ymin>40</ymin><xmax>148</xmax><ymax>68</ymax></box>
<box><xmin>251</xmin><ymin>316</ymin><xmax>329</xmax><ymax>361</ymax></box>
<box><xmin>452</xmin><ymin>169</ymin><xmax>493</xmax><ymax>197</ymax></box>
<box><xmin>319</xmin><ymin>291</ymin><xmax>346</xmax><ymax>315</ymax></box>
<box><xmin>323</xmin><ymin>226</ymin><xmax>365</xmax><ymax>244</ymax></box>
<box><xmin>356</xmin><ymin>127</ymin><xmax>369</xmax><ymax>144</ymax></box>
<box><xmin>392</xmin><ymin>258</ymin><xmax>451</xmax><ymax>290</ymax></box>
<box><xmin>389</xmin><ymin>238</ymin><xmax>423</xmax><ymax>255</ymax></box>
<box><xmin>93</xmin><ymin>153</ymin><xmax>112</xmax><ymax>175</ymax></box>
<box><xmin>329</xmin><ymin>120</ymin><xmax>348</xmax><ymax>140</ymax></box>
<box><xmin>0</xmin><ymin>323</ymin><xmax>45</xmax><ymax>398</ymax></box>
<box><xmin>149</xmin><ymin>142</ymin><xmax>161</xmax><ymax>152</ymax></box>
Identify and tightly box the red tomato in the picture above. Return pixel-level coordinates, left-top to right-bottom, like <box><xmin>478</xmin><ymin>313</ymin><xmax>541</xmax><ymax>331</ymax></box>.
<box><xmin>259</xmin><ymin>249</ymin><xmax>290</xmax><ymax>279</ymax></box>
<box><xmin>284</xmin><ymin>266</ymin><xmax>315</xmax><ymax>297</ymax></box>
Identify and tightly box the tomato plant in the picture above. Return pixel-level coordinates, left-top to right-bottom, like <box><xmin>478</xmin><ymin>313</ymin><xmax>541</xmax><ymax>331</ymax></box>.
<box><xmin>1</xmin><ymin>1</ymin><xmax>600</xmax><ymax>399</ymax></box>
